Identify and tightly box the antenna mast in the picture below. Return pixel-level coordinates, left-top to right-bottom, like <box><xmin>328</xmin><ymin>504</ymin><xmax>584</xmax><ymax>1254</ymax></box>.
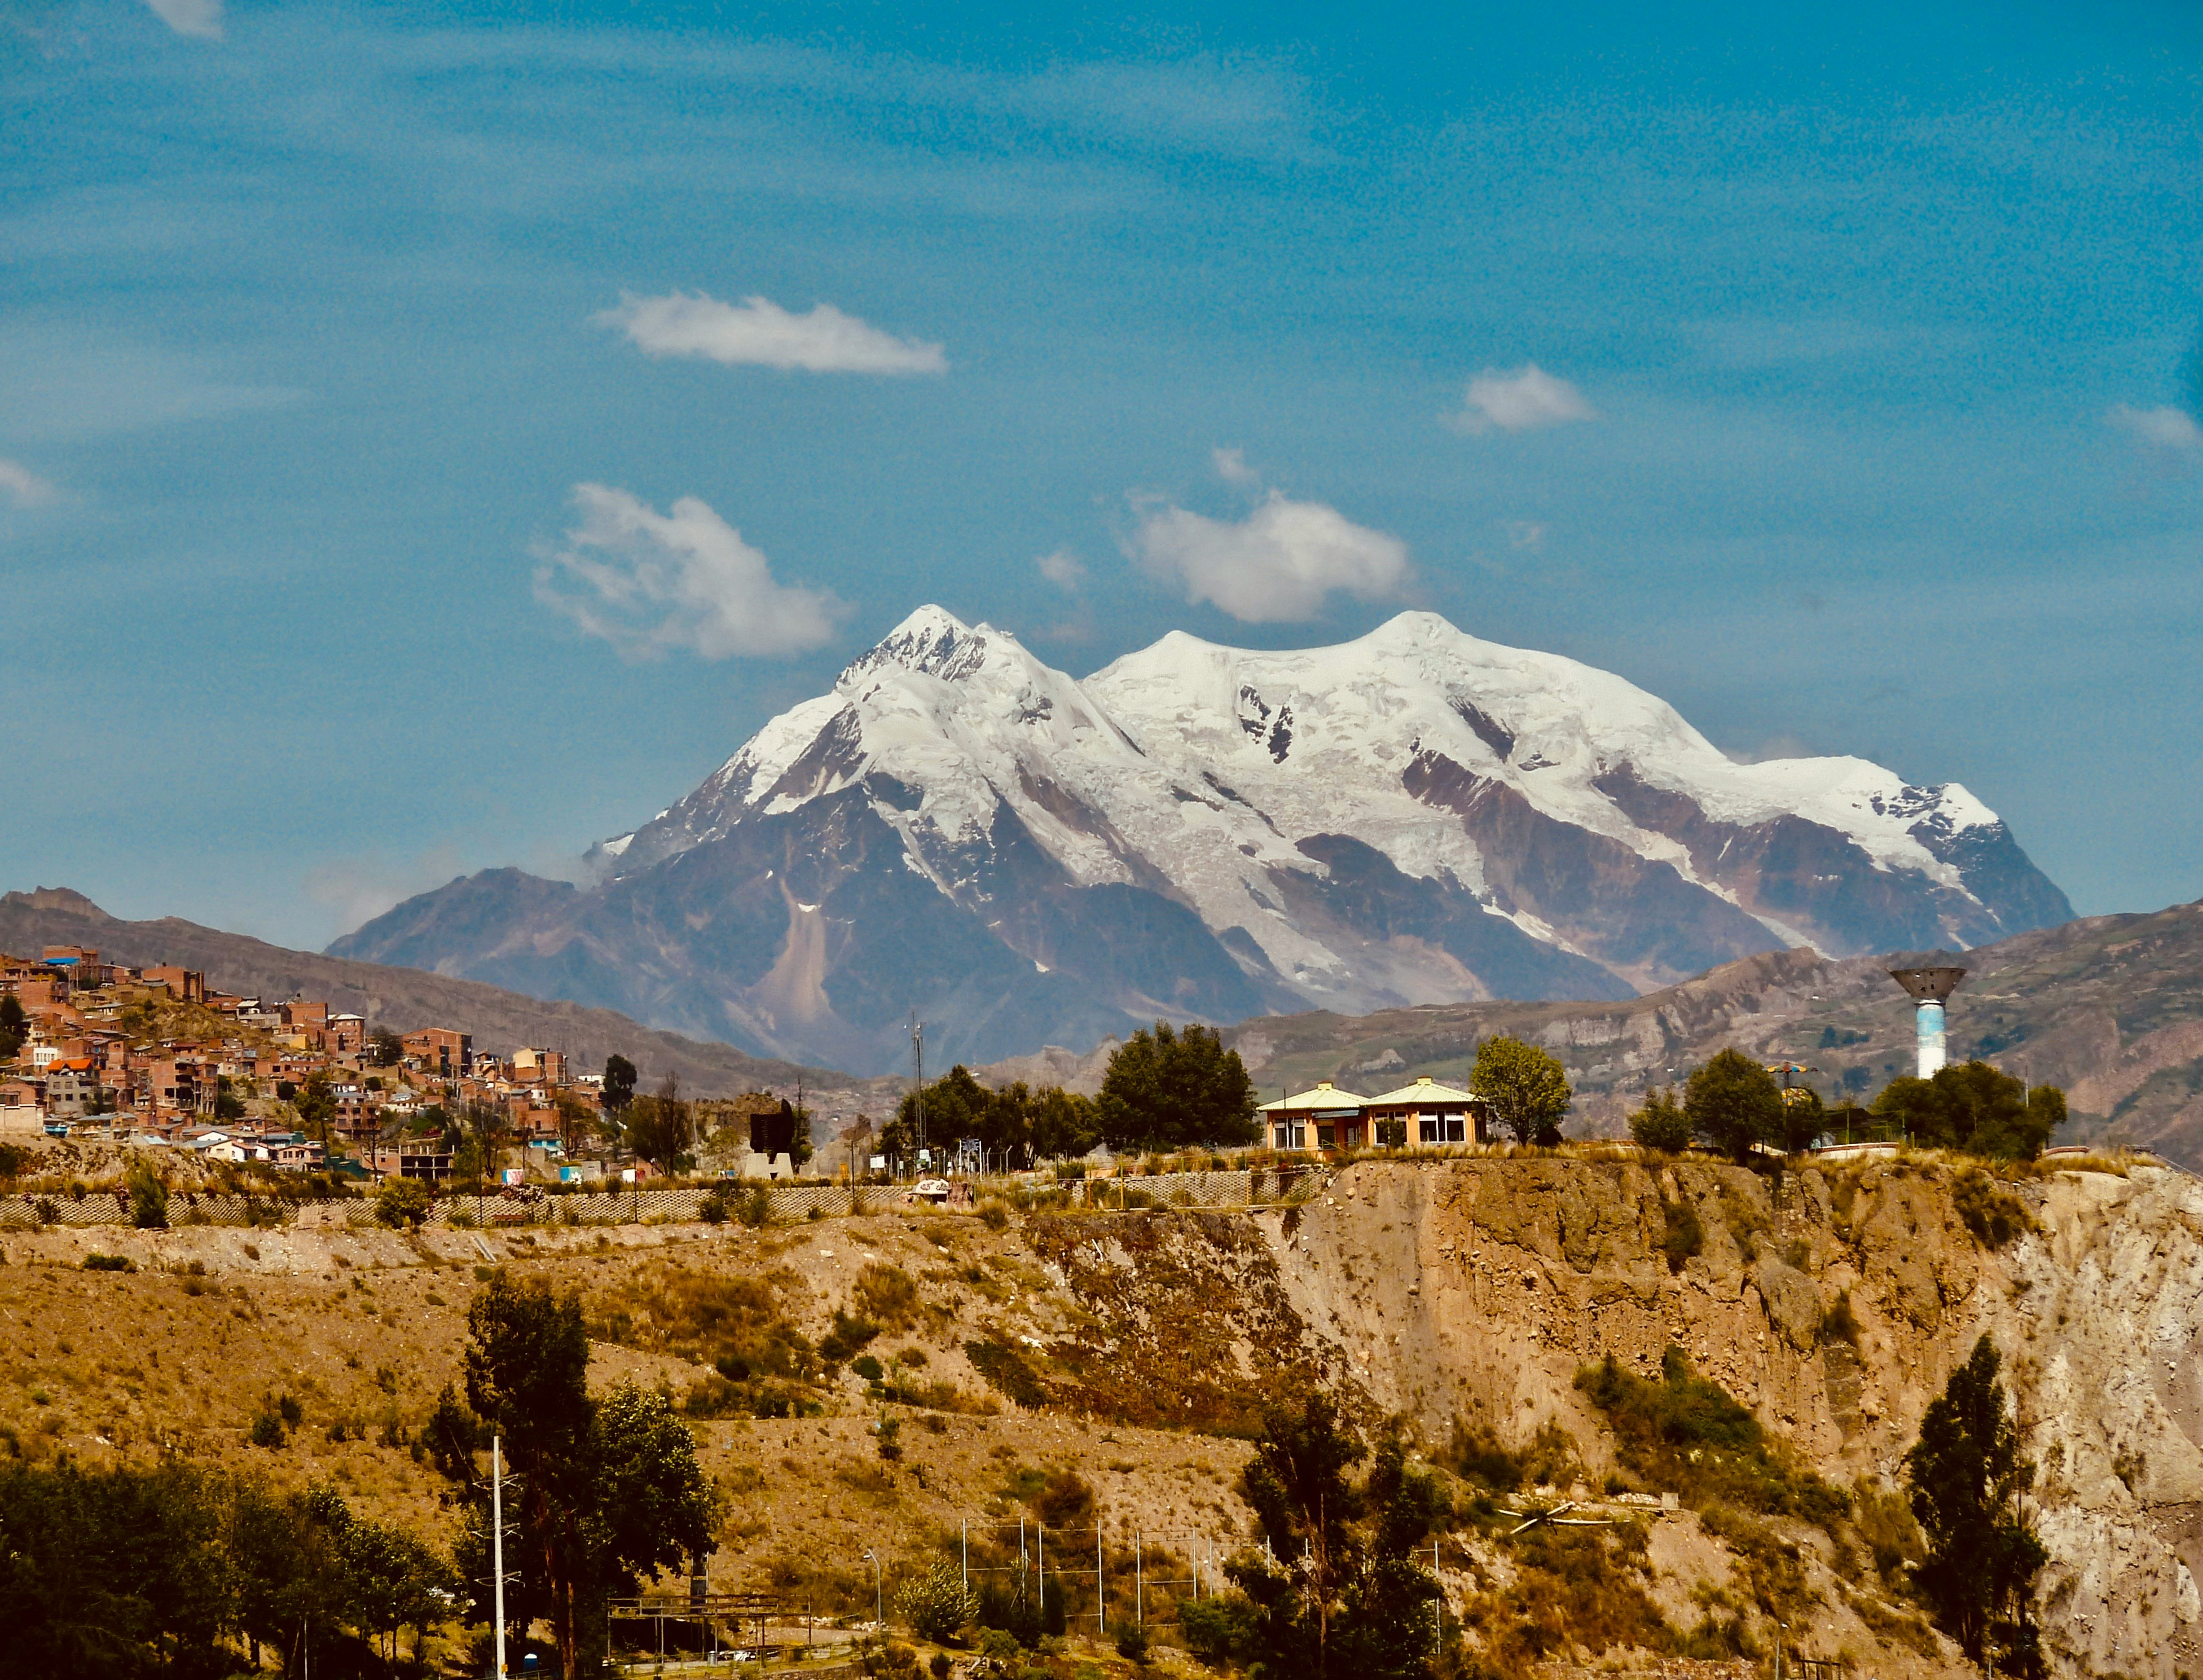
<box><xmin>492</xmin><ymin>1433</ymin><xmax>507</xmax><ymax>1680</ymax></box>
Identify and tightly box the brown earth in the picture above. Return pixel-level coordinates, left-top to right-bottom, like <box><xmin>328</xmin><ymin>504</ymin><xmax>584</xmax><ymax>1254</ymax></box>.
<box><xmin>5</xmin><ymin>1150</ymin><xmax>2200</xmax><ymax>1679</ymax></box>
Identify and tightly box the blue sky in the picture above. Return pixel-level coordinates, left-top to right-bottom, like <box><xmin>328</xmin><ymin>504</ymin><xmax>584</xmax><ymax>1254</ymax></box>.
<box><xmin>3</xmin><ymin>0</ymin><xmax>2200</xmax><ymax>949</ymax></box>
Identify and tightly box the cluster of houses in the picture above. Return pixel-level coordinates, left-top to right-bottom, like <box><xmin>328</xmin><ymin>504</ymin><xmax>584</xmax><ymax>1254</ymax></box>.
<box><xmin>0</xmin><ymin>945</ymin><xmax>607</xmax><ymax>1180</ymax></box>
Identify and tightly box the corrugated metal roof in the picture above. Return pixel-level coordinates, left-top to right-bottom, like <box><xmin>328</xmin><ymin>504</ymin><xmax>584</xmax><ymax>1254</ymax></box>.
<box><xmin>1257</xmin><ymin>1079</ymin><xmax>1368</xmax><ymax>1114</ymax></box>
<box><xmin>1364</xmin><ymin>1075</ymin><xmax>1480</xmax><ymax>1107</ymax></box>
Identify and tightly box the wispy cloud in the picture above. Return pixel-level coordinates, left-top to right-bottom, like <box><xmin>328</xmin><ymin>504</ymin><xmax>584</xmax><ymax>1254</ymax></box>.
<box><xmin>535</xmin><ymin>483</ymin><xmax>842</xmax><ymax>659</ymax></box>
<box><xmin>597</xmin><ymin>290</ymin><xmax>947</xmax><ymax>375</ymax></box>
<box><xmin>1132</xmin><ymin>490</ymin><xmax>1409</xmax><ymax>622</ymax></box>
<box><xmin>1211</xmin><ymin>445</ymin><xmax>1257</xmax><ymax>485</ymax></box>
<box><xmin>2107</xmin><ymin>402</ymin><xmax>2203</xmax><ymax>460</ymax></box>
<box><xmin>0</xmin><ymin>459</ymin><xmax>58</xmax><ymax>508</ymax></box>
<box><xmin>142</xmin><ymin>0</ymin><xmax>222</xmax><ymax>39</ymax></box>
<box><xmin>1035</xmin><ymin>548</ymin><xmax>1085</xmax><ymax>591</ymax></box>
<box><xmin>1448</xmin><ymin>363</ymin><xmax>1599</xmax><ymax>434</ymax></box>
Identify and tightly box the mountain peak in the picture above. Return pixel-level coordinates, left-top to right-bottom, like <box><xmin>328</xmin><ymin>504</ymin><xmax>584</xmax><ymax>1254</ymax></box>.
<box><xmin>843</xmin><ymin>604</ymin><xmax>994</xmax><ymax>684</ymax></box>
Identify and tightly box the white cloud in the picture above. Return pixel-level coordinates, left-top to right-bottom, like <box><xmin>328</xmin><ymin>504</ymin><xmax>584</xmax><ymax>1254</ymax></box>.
<box><xmin>1035</xmin><ymin>549</ymin><xmax>1086</xmax><ymax>591</ymax></box>
<box><xmin>535</xmin><ymin>483</ymin><xmax>841</xmax><ymax>659</ymax></box>
<box><xmin>1132</xmin><ymin>490</ymin><xmax>1410</xmax><ymax>623</ymax></box>
<box><xmin>1211</xmin><ymin>446</ymin><xmax>1257</xmax><ymax>485</ymax></box>
<box><xmin>142</xmin><ymin>0</ymin><xmax>222</xmax><ymax>39</ymax></box>
<box><xmin>1449</xmin><ymin>363</ymin><xmax>1599</xmax><ymax>434</ymax></box>
<box><xmin>597</xmin><ymin>290</ymin><xmax>947</xmax><ymax>375</ymax></box>
<box><xmin>0</xmin><ymin>459</ymin><xmax>57</xmax><ymax>508</ymax></box>
<box><xmin>1506</xmin><ymin>520</ymin><xmax>1547</xmax><ymax>551</ymax></box>
<box><xmin>2108</xmin><ymin>403</ymin><xmax>2203</xmax><ymax>455</ymax></box>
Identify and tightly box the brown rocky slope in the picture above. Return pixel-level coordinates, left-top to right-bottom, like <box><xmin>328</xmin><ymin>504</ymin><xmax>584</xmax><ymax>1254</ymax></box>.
<box><xmin>5</xmin><ymin>1149</ymin><xmax>2198</xmax><ymax>1678</ymax></box>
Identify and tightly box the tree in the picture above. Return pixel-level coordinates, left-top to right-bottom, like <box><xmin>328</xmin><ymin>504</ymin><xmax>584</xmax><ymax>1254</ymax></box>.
<box><xmin>1628</xmin><ymin>1088</ymin><xmax>1691</xmax><ymax>1154</ymax></box>
<box><xmin>0</xmin><ymin>993</ymin><xmax>27</xmax><ymax>1062</ymax></box>
<box><xmin>1775</xmin><ymin>1085</ymin><xmax>1829</xmax><ymax>1155</ymax></box>
<box><xmin>1030</xmin><ymin>1086</ymin><xmax>1101</xmax><ymax>1161</ymax></box>
<box><xmin>1907</xmin><ymin>1335</ymin><xmax>2046</xmax><ymax>1673</ymax></box>
<box><xmin>1875</xmin><ymin>1062</ymin><xmax>2064</xmax><ymax>1160</ymax></box>
<box><xmin>897</xmin><ymin>1065</ymin><xmax>991</xmax><ymax>1155</ymax></box>
<box><xmin>1683</xmin><ymin>1049</ymin><xmax>1785</xmax><ymax>1162</ymax></box>
<box><xmin>374</xmin><ymin>1176</ymin><xmax>435</xmax><ymax>1229</ymax></box>
<box><xmin>1096</xmin><ymin>1022</ymin><xmax>1257</xmax><ymax>1152</ymax></box>
<box><xmin>293</xmin><ymin>1072</ymin><xmax>337</xmax><ymax>1144</ymax></box>
<box><xmin>602</xmin><ymin>1054</ymin><xmax>638</xmax><ymax>1115</ymax></box>
<box><xmin>555</xmin><ymin>1089</ymin><xmax>597</xmax><ymax>1159</ymax></box>
<box><xmin>127</xmin><ymin>1158</ymin><xmax>169</xmax><ymax>1229</ymax></box>
<box><xmin>1222</xmin><ymin>1397</ymin><xmax>1441</xmax><ymax>1680</ymax></box>
<box><xmin>626</xmin><ymin>1074</ymin><xmax>694</xmax><ymax>1173</ymax></box>
<box><xmin>1470</xmin><ymin>1036</ymin><xmax>1571</xmax><ymax>1145</ymax></box>
<box><xmin>896</xmin><ymin>1562</ymin><xmax>978</xmax><ymax>1643</ymax></box>
<box><xmin>366</xmin><ymin>1026</ymin><xmax>403</xmax><ymax>1067</ymax></box>
<box><xmin>433</xmin><ymin>1274</ymin><xmax>714</xmax><ymax>1678</ymax></box>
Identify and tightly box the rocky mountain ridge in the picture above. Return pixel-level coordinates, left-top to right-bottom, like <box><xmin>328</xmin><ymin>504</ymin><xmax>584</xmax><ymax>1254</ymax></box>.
<box><xmin>331</xmin><ymin>606</ymin><xmax>2071</xmax><ymax>1073</ymax></box>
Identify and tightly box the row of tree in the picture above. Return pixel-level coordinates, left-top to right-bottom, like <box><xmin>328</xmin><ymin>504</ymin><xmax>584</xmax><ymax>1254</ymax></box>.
<box><xmin>884</xmin><ymin>1024</ymin><xmax>1585</xmax><ymax>1162</ymax></box>
<box><xmin>0</xmin><ymin>1462</ymin><xmax>450</xmax><ymax>1678</ymax></box>
<box><xmin>1631</xmin><ymin>1050</ymin><xmax>2066</xmax><ymax>1162</ymax></box>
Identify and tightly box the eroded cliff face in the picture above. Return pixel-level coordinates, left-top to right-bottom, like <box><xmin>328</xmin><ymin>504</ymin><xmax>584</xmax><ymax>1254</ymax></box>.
<box><xmin>1259</xmin><ymin>1155</ymin><xmax>2203</xmax><ymax>1680</ymax></box>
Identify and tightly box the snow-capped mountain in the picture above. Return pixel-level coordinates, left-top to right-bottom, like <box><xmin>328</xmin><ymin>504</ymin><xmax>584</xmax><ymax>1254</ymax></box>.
<box><xmin>332</xmin><ymin>606</ymin><xmax>2072</xmax><ymax>1074</ymax></box>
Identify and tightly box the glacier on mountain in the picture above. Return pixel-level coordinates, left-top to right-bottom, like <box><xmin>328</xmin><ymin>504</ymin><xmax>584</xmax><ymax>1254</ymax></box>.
<box><xmin>341</xmin><ymin>605</ymin><xmax>2071</xmax><ymax>1072</ymax></box>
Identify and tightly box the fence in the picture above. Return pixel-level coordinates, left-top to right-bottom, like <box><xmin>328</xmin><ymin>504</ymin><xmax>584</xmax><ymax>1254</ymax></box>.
<box><xmin>0</xmin><ymin>1163</ymin><xmax>1328</xmax><ymax>1232</ymax></box>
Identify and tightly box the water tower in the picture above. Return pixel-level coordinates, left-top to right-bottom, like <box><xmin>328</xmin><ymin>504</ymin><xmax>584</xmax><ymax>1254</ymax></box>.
<box><xmin>1888</xmin><ymin>965</ymin><xmax>1968</xmax><ymax>1078</ymax></box>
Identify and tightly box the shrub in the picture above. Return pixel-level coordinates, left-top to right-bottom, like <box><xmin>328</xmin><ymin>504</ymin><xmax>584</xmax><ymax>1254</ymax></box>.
<box><xmin>876</xmin><ymin>1414</ymin><xmax>902</xmax><ymax>1461</ymax></box>
<box><xmin>1658</xmin><ymin>1196</ymin><xmax>1703</xmax><ymax>1272</ymax></box>
<box><xmin>127</xmin><ymin>1160</ymin><xmax>168</xmax><ymax>1230</ymax></box>
<box><xmin>82</xmin><ymin>1253</ymin><xmax>135</xmax><ymax>1273</ymax></box>
<box><xmin>1576</xmin><ymin>1347</ymin><xmax>1847</xmax><ymax>1527</ymax></box>
<box><xmin>855</xmin><ymin>1263</ymin><xmax>920</xmax><ymax>1326</ymax></box>
<box><xmin>1953</xmin><ymin>1171</ymin><xmax>2036</xmax><ymax>1250</ymax></box>
<box><xmin>737</xmin><ymin>1186</ymin><xmax>773</xmax><ymax>1228</ymax></box>
<box><xmin>1179</xmin><ymin>1594</ymin><xmax>1256</xmax><ymax>1661</ymax></box>
<box><xmin>1629</xmin><ymin>1089</ymin><xmax>1692</xmax><ymax>1153</ymax></box>
<box><xmin>1822</xmin><ymin>1290</ymin><xmax>1862</xmax><ymax>1345</ymax></box>
<box><xmin>249</xmin><ymin>1409</ymin><xmax>287</xmax><ymax>1448</ymax></box>
<box><xmin>894</xmin><ymin>1562</ymin><xmax>978</xmax><ymax>1642</ymax></box>
<box><xmin>697</xmin><ymin>1188</ymin><xmax>731</xmax><ymax>1225</ymax></box>
<box><xmin>374</xmin><ymin>1177</ymin><xmax>434</xmax><ymax>1230</ymax></box>
<box><xmin>854</xmin><ymin>1354</ymin><xmax>885</xmax><ymax>1383</ymax></box>
<box><xmin>1112</xmin><ymin>1620</ymin><xmax>1150</xmax><ymax>1664</ymax></box>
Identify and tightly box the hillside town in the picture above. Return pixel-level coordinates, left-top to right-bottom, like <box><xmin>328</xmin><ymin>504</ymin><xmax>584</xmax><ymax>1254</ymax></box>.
<box><xmin>0</xmin><ymin>943</ymin><xmax>666</xmax><ymax>1183</ymax></box>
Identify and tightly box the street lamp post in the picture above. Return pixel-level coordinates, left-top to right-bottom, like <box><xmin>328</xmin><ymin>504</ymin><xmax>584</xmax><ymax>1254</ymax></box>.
<box><xmin>863</xmin><ymin>1546</ymin><xmax>882</xmax><ymax>1632</ymax></box>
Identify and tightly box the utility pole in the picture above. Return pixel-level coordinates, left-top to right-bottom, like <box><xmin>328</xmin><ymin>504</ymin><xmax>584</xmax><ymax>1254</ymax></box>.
<box><xmin>1097</xmin><ymin>1525</ymin><xmax>1105</xmax><ymax>1637</ymax></box>
<box><xmin>492</xmin><ymin>1435</ymin><xmax>507</xmax><ymax>1680</ymax></box>
<box><xmin>909</xmin><ymin>1011</ymin><xmax>925</xmax><ymax>1178</ymax></box>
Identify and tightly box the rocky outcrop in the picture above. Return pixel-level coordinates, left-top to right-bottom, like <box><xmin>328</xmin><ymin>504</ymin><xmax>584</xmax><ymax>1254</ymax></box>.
<box><xmin>1259</xmin><ymin>1154</ymin><xmax>2203</xmax><ymax>1680</ymax></box>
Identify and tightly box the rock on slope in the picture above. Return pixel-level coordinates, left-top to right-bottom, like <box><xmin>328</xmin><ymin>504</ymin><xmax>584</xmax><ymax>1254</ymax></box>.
<box><xmin>332</xmin><ymin>606</ymin><xmax>2069</xmax><ymax>1074</ymax></box>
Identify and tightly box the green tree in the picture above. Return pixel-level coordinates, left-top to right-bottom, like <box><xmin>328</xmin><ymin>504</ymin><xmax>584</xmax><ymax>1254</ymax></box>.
<box><xmin>434</xmin><ymin>1274</ymin><xmax>714</xmax><ymax>1678</ymax></box>
<box><xmin>602</xmin><ymin>1053</ymin><xmax>638</xmax><ymax>1115</ymax></box>
<box><xmin>1775</xmin><ymin>1085</ymin><xmax>1830</xmax><ymax>1155</ymax></box>
<box><xmin>626</xmin><ymin>1074</ymin><xmax>694</xmax><ymax>1173</ymax></box>
<box><xmin>896</xmin><ymin>1562</ymin><xmax>978</xmax><ymax>1642</ymax></box>
<box><xmin>373</xmin><ymin>1176</ymin><xmax>435</xmax><ymax>1229</ymax></box>
<box><xmin>896</xmin><ymin>1064</ymin><xmax>991</xmax><ymax>1155</ymax></box>
<box><xmin>366</xmin><ymin>1026</ymin><xmax>404</xmax><ymax>1067</ymax></box>
<box><xmin>1875</xmin><ymin>1062</ymin><xmax>2064</xmax><ymax>1160</ymax></box>
<box><xmin>1683</xmin><ymin>1049</ymin><xmax>1785</xmax><ymax>1162</ymax></box>
<box><xmin>293</xmin><ymin>1072</ymin><xmax>338</xmax><ymax>1143</ymax></box>
<box><xmin>1470</xmin><ymin>1035</ymin><xmax>1572</xmax><ymax>1145</ymax></box>
<box><xmin>0</xmin><ymin>993</ymin><xmax>28</xmax><ymax>1061</ymax></box>
<box><xmin>1627</xmin><ymin>1088</ymin><xmax>1691</xmax><ymax>1154</ymax></box>
<box><xmin>1224</xmin><ymin>1397</ymin><xmax>1440</xmax><ymax>1680</ymax></box>
<box><xmin>1096</xmin><ymin>1022</ymin><xmax>1257</xmax><ymax>1151</ymax></box>
<box><xmin>1906</xmin><ymin>1335</ymin><xmax>2046</xmax><ymax>1673</ymax></box>
<box><xmin>127</xmin><ymin>1158</ymin><xmax>169</xmax><ymax>1229</ymax></box>
<box><xmin>1030</xmin><ymin>1085</ymin><xmax>1101</xmax><ymax>1160</ymax></box>
<box><xmin>0</xmin><ymin>1459</ymin><xmax>232</xmax><ymax>1680</ymax></box>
